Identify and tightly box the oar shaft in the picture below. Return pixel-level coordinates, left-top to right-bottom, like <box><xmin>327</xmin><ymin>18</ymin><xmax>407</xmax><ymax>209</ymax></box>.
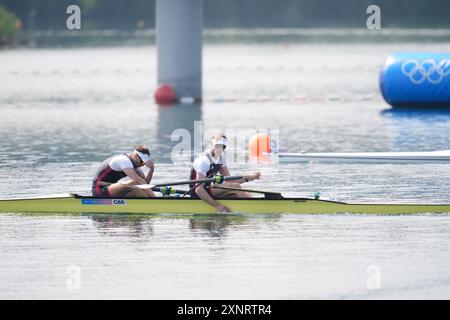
<box><xmin>153</xmin><ymin>175</ymin><xmax>243</xmax><ymax>188</ymax></box>
<box><xmin>135</xmin><ymin>175</ymin><xmax>244</xmax><ymax>189</ymax></box>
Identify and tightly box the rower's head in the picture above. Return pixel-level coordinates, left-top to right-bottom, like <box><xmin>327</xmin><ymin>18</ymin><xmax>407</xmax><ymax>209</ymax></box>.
<box><xmin>130</xmin><ymin>145</ymin><xmax>151</xmax><ymax>167</ymax></box>
<box><xmin>210</xmin><ymin>133</ymin><xmax>227</xmax><ymax>159</ymax></box>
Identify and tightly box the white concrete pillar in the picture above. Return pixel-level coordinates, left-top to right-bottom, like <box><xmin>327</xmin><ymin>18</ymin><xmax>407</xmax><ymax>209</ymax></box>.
<box><xmin>156</xmin><ymin>0</ymin><xmax>203</xmax><ymax>101</ymax></box>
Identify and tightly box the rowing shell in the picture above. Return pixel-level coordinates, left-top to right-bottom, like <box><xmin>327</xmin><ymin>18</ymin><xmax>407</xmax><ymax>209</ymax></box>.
<box><xmin>278</xmin><ymin>150</ymin><xmax>450</xmax><ymax>163</ymax></box>
<box><xmin>0</xmin><ymin>194</ymin><xmax>449</xmax><ymax>215</ymax></box>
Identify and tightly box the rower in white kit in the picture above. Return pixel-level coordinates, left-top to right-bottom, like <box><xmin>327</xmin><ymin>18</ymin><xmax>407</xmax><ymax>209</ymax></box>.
<box><xmin>91</xmin><ymin>145</ymin><xmax>156</xmax><ymax>198</ymax></box>
<box><xmin>189</xmin><ymin>133</ymin><xmax>261</xmax><ymax>212</ymax></box>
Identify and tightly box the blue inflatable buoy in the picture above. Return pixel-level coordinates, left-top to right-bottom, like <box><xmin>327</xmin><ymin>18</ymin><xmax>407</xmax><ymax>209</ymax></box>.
<box><xmin>380</xmin><ymin>53</ymin><xmax>450</xmax><ymax>108</ymax></box>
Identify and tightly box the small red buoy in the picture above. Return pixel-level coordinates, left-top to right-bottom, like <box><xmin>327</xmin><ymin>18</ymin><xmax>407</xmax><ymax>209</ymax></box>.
<box><xmin>154</xmin><ymin>84</ymin><xmax>177</xmax><ymax>104</ymax></box>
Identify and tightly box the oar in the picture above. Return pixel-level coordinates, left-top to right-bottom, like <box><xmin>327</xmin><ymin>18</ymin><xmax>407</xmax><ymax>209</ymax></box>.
<box><xmin>134</xmin><ymin>175</ymin><xmax>244</xmax><ymax>189</ymax></box>
<box><xmin>211</xmin><ymin>185</ymin><xmax>284</xmax><ymax>200</ymax></box>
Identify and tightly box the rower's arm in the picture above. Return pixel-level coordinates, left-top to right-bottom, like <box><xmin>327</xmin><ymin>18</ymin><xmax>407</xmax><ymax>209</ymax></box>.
<box><xmin>123</xmin><ymin>168</ymin><xmax>155</xmax><ymax>197</ymax></box>
<box><xmin>195</xmin><ymin>173</ymin><xmax>222</xmax><ymax>209</ymax></box>
<box><xmin>136</xmin><ymin>168</ymin><xmax>153</xmax><ymax>184</ymax></box>
<box><xmin>219</xmin><ymin>166</ymin><xmax>260</xmax><ymax>184</ymax></box>
<box><xmin>144</xmin><ymin>161</ymin><xmax>154</xmax><ymax>184</ymax></box>
<box><xmin>123</xmin><ymin>168</ymin><xmax>147</xmax><ymax>185</ymax></box>
<box><xmin>220</xmin><ymin>166</ymin><xmax>247</xmax><ymax>183</ymax></box>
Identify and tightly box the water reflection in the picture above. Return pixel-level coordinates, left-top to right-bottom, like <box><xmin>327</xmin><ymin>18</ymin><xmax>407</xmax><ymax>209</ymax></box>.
<box><xmin>88</xmin><ymin>214</ymin><xmax>153</xmax><ymax>238</ymax></box>
<box><xmin>380</xmin><ymin>107</ymin><xmax>450</xmax><ymax>151</ymax></box>
<box><xmin>188</xmin><ymin>214</ymin><xmax>245</xmax><ymax>237</ymax></box>
<box><xmin>188</xmin><ymin>214</ymin><xmax>284</xmax><ymax>238</ymax></box>
<box><xmin>85</xmin><ymin>212</ymin><xmax>244</xmax><ymax>239</ymax></box>
<box><xmin>381</xmin><ymin>107</ymin><xmax>450</xmax><ymax>121</ymax></box>
<box><xmin>84</xmin><ymin>212</ymin><xmax>256</xmax><ymax>239</ymax></box>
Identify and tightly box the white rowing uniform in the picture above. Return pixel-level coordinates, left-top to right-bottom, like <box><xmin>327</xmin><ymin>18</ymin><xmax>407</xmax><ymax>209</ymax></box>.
<box><xmin>92</xmin><ymin>154</ymin><xmax>136</xmax><ymax>196</ymax></box>
<box><xmin>189</xmin><ymin>151</ymin><xmax>227</xmax><ymax>197</ymax></box>
<box><xmin>192</xmin><ymin>151</ymin><xmax>227</xmax><ymax>176</ymax></box>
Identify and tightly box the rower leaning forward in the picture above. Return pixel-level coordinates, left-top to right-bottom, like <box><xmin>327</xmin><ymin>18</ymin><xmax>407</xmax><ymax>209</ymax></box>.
<box><xmin>92</xmin><ymin>145</ymin><xmax>156</xmax><ymax>198</ymax></box>
<box><xmin>190</xmin><ymin>133</ymin><xmax>261</xmax><ymax>212</ymax></box>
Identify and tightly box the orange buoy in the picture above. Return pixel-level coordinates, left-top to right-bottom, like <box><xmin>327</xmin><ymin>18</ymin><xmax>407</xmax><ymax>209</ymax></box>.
<box><xmin>248</xmin><ymin>133</ymin><xmax>271</xmax><ymax>162</ymax></box>
<box><xmin>154</xmin><ymin>84</ymin><xmax>177</xmax><ymax>104</ymax></box>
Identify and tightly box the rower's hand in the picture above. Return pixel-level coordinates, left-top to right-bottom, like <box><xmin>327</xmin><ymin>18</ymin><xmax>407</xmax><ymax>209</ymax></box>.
<box><xmin>246</xmin><ymin>172</ymin><xmax>261</xmax><ymax>182</ymax></box>
<box><xmin>216</xmin><ymin>204</ymin><xmax>231</xmax><ymax>213</ymax></box>
<box><xmin>144</xmin><ymin>160</ymin><xmax>155</xmax><ymax>170</ymax></box>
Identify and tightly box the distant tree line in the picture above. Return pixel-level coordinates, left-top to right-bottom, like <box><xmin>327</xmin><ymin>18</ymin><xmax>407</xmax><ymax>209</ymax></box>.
<box><xmin>0</xmin><ymin>0</ymin><xmax>448</xmax><ymax>31</ymax></box>
<box><xmin>0</xmin><ymin>5</ymin><xmax>17</xmax><ymax>46</ymax></box>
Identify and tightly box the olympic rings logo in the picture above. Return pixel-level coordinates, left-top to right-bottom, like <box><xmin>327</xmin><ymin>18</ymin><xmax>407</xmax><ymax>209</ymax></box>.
<box><xmin>401</xmin><ymin>59</ymin><xmax>450</xmax><ymax>84</ymax></box>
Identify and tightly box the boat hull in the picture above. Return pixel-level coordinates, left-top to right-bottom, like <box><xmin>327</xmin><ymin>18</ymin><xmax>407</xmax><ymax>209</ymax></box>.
<box><xmin>0</xmin><ymin>194</ymin><xmax>450</xmax><ymax>215</ymax></box>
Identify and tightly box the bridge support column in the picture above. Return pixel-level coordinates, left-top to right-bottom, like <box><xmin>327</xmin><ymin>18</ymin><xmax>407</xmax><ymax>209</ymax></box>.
<box><xmin>155</xmin><ymin>0</ymin><xmax>203</xmax><ymax>103</ymax></box>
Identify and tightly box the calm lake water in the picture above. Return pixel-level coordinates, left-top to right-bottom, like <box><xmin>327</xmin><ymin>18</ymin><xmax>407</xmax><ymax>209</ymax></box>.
<box><xmin>1</xmin><ymin>37</ymin><xmax>450</xmax><ymax>299</ymax></box>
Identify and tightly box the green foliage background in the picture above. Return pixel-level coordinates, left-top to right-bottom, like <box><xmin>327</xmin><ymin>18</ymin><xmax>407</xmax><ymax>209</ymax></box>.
<box><xmin>0</xmin><ymin>5</ymin><xmax>17</xmax><ymax>37</ymax></box>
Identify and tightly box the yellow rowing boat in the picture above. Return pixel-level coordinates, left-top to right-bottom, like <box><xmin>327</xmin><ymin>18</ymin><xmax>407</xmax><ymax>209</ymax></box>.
<box><xmin>0</xmin><ymin>193</ymin><xmax>449</xmax><ymax>215</ymax></box>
